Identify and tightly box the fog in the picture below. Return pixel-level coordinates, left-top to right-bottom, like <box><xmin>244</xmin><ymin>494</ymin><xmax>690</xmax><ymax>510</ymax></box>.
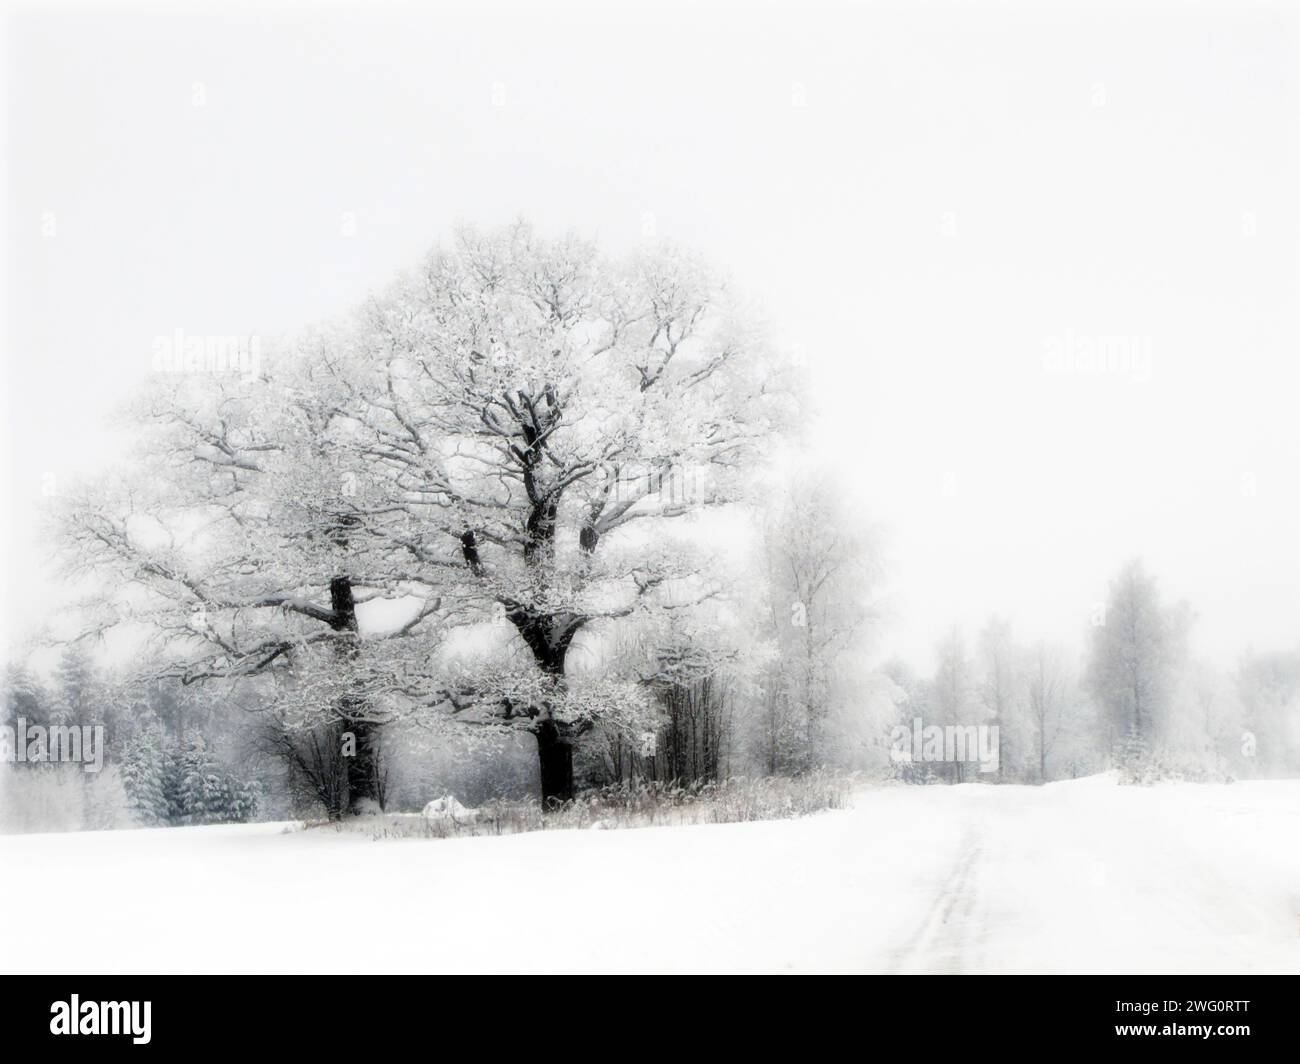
<box><xmin>5</xmin><ymin>0</ymin><xmax>1299</xmax><ymax>672</ymax></box>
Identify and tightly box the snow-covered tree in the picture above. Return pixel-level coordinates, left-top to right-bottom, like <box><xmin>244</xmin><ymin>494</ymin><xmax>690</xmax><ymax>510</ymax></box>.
<box><xmin>2</xmin><ymin>662</ymin><xmax>52</xmax><ymax>731</ymax></box>
<box><xmin>977</xmin><ymin>617</ymin><xmax>1020</xmax><ymax>781</ymax></box>
<box><xmin>1023</xmin><ymin>641</ymin><xmax>1073</xmax><ymax>782</ymax></box>
<box><xmin>930</xmin><ymin>627</ymin><xmax>984</xmax><ymax>783</ymax></box>
<box><xmin>54</xmin><ymin>362</ymin><xmax>447</xmax><ymax>815</ymax></box>
<box><xmin>310</xmin><ymin>222</ymin><xmax>789</xmax><ymax>801</ymax></box>
<box><xmin>1086</xmin><ymin>559</ymin><xmax>1190</xmax><ymax>751</ymax></box>
<box><xmin>55</xmin><ymin>221</ymin><xmax>791</xmax><ymax>808</ymax></box>
<box><xmin>176</xmin><ymin>740</ymin><xmax>259</xmax><ymax>824</ymax></box>
<box><xmin>754</xmin><ymin>477</ymin><xmax>881</xmax><ymax>772</ymax></box>
<box><xmin>1234</xmin><ymin>649</ymin><xmax>1300</xmax><ymax>777</ymax></box>
<box><xmin>122</xmin><ymin>727</ymin><xmax>257</xmax><ymax>826</ymax></box>
<box><xmin>122</xmin><ymin>726</ymin><xmax>171</xmax><ymax>825</ymax></box>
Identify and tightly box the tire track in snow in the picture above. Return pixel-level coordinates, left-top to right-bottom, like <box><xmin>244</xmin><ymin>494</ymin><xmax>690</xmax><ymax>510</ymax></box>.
<box><xmin>888</xmin><ymin>824</ymin><xmax>985</xmax><ymax>974</ymax></box>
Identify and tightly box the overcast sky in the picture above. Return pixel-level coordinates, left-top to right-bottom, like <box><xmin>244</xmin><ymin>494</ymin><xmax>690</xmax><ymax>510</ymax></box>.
<box><xmin>3</xmin><ymin>0</ymin><xmax>1299</xmax><ymax>673</ymax></box>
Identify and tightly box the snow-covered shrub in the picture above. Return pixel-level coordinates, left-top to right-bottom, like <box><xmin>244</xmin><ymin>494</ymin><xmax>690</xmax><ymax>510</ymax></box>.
<box><xmin>890</xmin><ymin>759</ymin><xmax>943</xmax><ymax>785</ymax></box>
<box><xmin>1116</xmin><ymin>726</ymin><xmax>1234</xmax><ymax>785</ymax></box>
<box><xmin>422</xmin><ymin>794</ymin><xmax>473</xmax><ymax>820</ymax></box>
<box><xmin>1115</xmin><ymin>726</ymin><xmax>1151</xmax><ymax>785</ymax></box>
<box><xmin>418</xmin><ymin>794</ymin><xmax>481</xmax><ymax>836</ymax></box>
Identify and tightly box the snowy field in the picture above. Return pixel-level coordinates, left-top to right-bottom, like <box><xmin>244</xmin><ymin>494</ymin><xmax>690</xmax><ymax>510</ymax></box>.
<box><xmin>2</xmin><ymin>775</ymin><xmax>1298</xmax><ymax>974</ymax></box>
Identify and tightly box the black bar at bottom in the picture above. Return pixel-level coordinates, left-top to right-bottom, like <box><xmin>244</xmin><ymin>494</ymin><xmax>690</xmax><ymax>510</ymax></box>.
<box><xmin>3</xmin><ymin>975</ymin><xmax>1294</xmax><ymax>1054</ymax></box>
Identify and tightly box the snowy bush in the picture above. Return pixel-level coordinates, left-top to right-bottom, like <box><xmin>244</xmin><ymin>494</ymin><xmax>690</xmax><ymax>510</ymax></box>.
<box><xmin>1116</xmin><ymin>727</ymin><xmax>1234</xmax><ymax>785</ymax></box>
<box><xmin>422</xmin><ymin>794</ymin><xmax>475</xmax><ymax>822</ymax></box>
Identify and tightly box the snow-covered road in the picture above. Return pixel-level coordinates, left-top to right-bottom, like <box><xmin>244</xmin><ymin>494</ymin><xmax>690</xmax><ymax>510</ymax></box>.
<box><xmin>2</xmin><ymin>776</ymin><xmax>1297</xmax><ymax>973</ymax></box>
<box><xmin>885</xmin><ymin>777</ymin><xmax>1300</xmax><ymax>973</ymax></box>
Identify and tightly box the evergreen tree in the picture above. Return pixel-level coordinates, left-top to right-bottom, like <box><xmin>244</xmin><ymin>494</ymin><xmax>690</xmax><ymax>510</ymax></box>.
<box><xmin>1087</xmin><ymin>559</ymin><xmax>1189</xmax><ymax>751</ymax></box>
<box><xmin>53</xmin><ymin>644</ymin><xmax>99</xmax><ymax>725</ymax></box>
<box><xmin>1116</xmin><ymin>724</ymin><xmax>1151</xmax><ymax>785</ymax></box>
<box><xmin>122</xmin><ymin>729</ymin><xmax>258</xmax><ymax>827</ymax></box>
<box><xmin>121</xmin><ymin>727</ymin><xmax>171</xmax><ymax>825</ymax></box>
<box><xmin>177</xmin><ymin>740</ymin><xmax>258</xmax><ymax>825</ymax></box>
<box><xmin>3</xmin><ymin>663</ymin><xmax>54</xmax><ymax>730</ymax></box>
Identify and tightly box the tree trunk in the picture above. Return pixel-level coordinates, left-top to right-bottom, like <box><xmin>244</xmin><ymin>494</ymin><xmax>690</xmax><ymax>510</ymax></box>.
<box><xmin>996</xmin><ymin>716</ymin><xmax>1003</xmax><ymax>783</ymax></box>
<box><xmin>536</xmin><ymin>719</ymin><xmax>574</xmax><ymax>807</ymax></box>
<box><xmin>329</xmin><ymin>567</ymin><xmax>385</xmax><ymax>815</ymax></box>
<box><xmin>345</xmin><ymin>718</ymin><xmax>384</xmax><ymax>814</ymax></box>
<box><xmin>475</xmin><ymin>475</ymin><xmax>586</xmax><ymax>808</ymax></box>
<box><xmin>510</xmin><ymin>611</ymin><xmax>582</xmax><ymax>807</ymax></box>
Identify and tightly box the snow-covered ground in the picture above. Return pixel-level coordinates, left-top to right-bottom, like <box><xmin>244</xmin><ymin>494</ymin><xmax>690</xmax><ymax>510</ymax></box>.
<box><xmin>2</xmin><ymin>775</ymin><xmax>1298</xmax><ymax>973</ymax></box>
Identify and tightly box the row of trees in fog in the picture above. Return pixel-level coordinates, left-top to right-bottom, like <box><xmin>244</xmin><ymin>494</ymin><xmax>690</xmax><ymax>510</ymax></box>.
<box><xmin>10</xmin><ymin>542</ymin><xmax>1296</xmax><ymax>832</ymax></box>
<box><xmin>890</xmin><ymin>559</ymin><xmax>1300</xmax><ymax>784</ymax></box>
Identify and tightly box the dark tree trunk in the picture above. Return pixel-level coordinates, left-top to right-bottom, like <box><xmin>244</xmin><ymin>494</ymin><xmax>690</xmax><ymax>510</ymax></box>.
<box><xmin>466</xmin><ymin>461</ymin><xmax>585</xmax><ymax>808</ymax></box>
<box><xmin>329</xmin><ymin>565</ymin><xmax>385</xmax><ymax>815</ymax></box>
<box><xmin>536</xmin><ymin>719</ymin><xmax>574</xmax><ymax>807</ymax></box>
<box><xmin>509</xmin><ymin>610</ymin><xmax>582</xmax><ymax>807</ymax></box>
<box><xmin>344</xmin><ymin>718</ymin><xmax>384</xmax><ymax>813</ymax></box>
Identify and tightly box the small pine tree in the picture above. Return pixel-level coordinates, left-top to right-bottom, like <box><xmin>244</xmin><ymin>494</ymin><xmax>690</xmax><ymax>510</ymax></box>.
<box><xmin>1116</xmin><ymin>724</ymin><xmax>1151</xmax><ymax>785</ymax></box>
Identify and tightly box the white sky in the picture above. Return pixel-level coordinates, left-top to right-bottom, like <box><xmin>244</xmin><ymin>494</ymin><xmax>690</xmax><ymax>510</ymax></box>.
<box><xmin>3</xmin><ymin>0</ymin><xmax>1299</xmax><ymax>673</ymax></box>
